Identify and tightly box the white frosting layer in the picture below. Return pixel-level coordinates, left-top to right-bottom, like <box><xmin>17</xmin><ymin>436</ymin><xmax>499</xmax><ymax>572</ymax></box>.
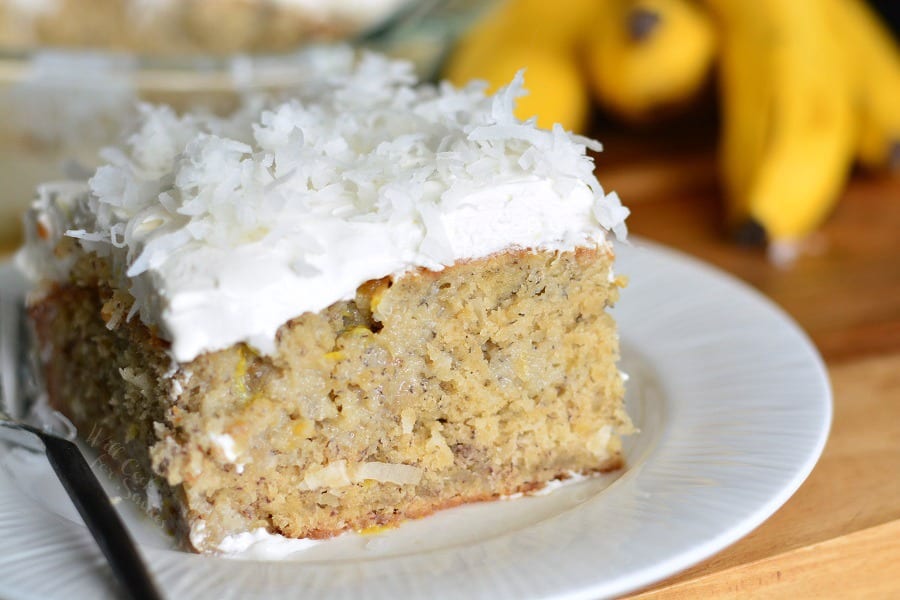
<box><xmin>19</xmin><ymin>52</ymin><xmax>629</xmax><ymax>363</ymax></box>
<box><xmin>217</xmin><ymin>528</ymin><xmax>328</xmax><ymax>559</ymax></box>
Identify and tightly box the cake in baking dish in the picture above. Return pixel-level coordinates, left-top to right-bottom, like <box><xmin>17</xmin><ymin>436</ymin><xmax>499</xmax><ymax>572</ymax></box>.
<box><xmin>17</xmin><ymin>53</ymin><xmax>633</xmax><ymax>553</ymax></box>
<box><xmin>0</xmin><ymin>0</ymin><xmax>410</xmax><ymax>54</ymax></box>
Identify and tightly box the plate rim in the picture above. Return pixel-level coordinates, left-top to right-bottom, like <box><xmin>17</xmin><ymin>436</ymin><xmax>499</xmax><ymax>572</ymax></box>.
<box><xmin>586</xmin><ymin>237</ymin><xmax>832</xmax><ymax>597</ymax></box>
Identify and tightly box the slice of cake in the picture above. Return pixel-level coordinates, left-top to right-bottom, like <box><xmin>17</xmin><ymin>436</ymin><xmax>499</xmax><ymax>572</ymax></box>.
<box><xmin>17</xmin><ymin>53</ymin><xmax>632</xmax><ymax>553</ymax></box>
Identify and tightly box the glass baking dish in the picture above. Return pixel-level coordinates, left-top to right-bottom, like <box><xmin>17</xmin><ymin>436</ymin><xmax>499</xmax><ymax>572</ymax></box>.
<box><xmin>0</xmin><ymin>0</ymin><xmax>491</xmax><ymax>246</ymax></box>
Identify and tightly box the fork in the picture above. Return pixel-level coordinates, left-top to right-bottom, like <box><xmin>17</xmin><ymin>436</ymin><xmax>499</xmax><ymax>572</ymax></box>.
<box><xmin>0</xmin><ymin>285</ymin><xmax>164</xmax><ymax>600</ymax></box>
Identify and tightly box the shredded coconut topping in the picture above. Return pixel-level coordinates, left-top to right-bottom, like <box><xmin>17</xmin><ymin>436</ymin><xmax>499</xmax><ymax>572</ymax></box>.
<box><xmin>21</xmin><ymin>51</ymin><xmax>629</xmax><ymax>362</ymax></box>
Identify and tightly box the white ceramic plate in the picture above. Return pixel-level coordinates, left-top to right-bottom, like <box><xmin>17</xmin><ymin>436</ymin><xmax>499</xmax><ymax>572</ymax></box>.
<box><xmin>0</xmin><ymin>239</ymin><xmax>831</xmax><ymax>600</ymax></box>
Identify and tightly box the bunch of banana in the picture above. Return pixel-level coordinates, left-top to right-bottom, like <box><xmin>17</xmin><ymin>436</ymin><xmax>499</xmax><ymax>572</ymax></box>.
<box><xmin>444</xmin><ymin>0</ymin><xmax>900</xmax><ymax>259</ymax></box>
<box><xmin>444</xmin><ymin>0</ymin><xmax>715</xmax><ymax>130</ymax></box>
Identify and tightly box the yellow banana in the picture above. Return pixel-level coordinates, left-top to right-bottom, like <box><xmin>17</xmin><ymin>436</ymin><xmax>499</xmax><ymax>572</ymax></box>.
<box><xmin>584</xmin><ymin>0</ymin><xmax>717</xmax><ymax>122</ymax></box>
<box><xmin>707</xmin><ymin>0</ymin><xmax>856</xmax><ymax>246</ymax></box>
<box><xmin>442</xmin><ymin>2</ymin><xmax>510</xmax><ymax>88</ymax></box>
<box><xmin>479</xmin><ymin>48</ymin><xmax>591</xmax><ymax>133</ymax></box>
<box><xmin>709</xmin><ymin>0</ymin><xmax>770</xmax><ymax>224</ymax></box>
<box><xmin>443</xmin><ymin>0</ymin><xmax>600</xmax><ymax>131</ymax></box>
<box><xmin>825</xmin><ymin>0</ymin><xmax>900</xmax><ymax>170</ymax></box>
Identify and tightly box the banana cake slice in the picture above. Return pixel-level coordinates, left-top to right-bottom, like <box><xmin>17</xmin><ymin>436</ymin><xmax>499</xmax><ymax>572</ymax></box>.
<box><xmin>17</xmin><ymin>53</ymin><xmax>633</xmax><ymax>553</ymax></box>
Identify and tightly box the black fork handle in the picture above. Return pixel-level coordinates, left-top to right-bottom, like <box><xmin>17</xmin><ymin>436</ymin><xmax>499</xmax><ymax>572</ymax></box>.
<box><xmin>40</xmin><ymin>433</ymin><xmax>164</xmax><ymax>600</ymax></box>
